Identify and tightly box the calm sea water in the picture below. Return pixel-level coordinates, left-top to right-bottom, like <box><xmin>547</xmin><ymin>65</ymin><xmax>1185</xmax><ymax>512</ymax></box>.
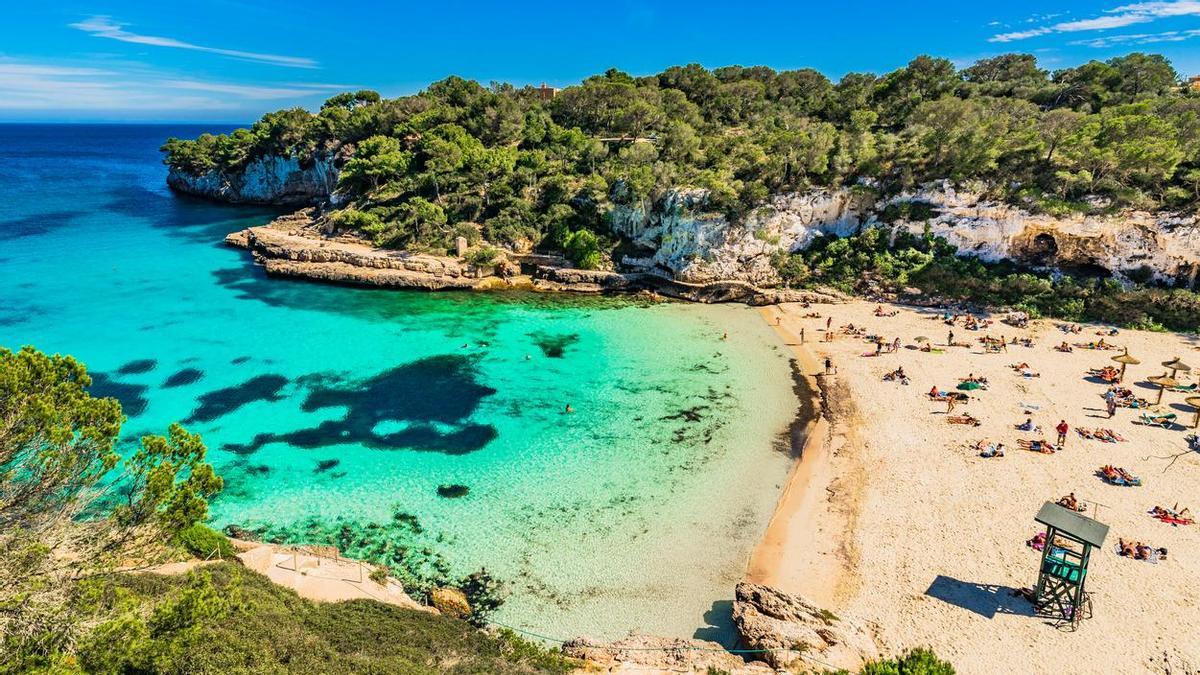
<box><xmin>0</xmin><ymin>123</ymin><xmax>798</xmax><ymax>641</ymax></box>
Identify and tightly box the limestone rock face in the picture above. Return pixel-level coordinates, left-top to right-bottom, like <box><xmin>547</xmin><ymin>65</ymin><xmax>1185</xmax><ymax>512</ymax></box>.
<box><xmin>885</xmin><ymin>182</ymin><xmax>1200</xmax><ymax>287</ymax></box>
<box><xmin>610</xmin><ymin>188</ymin><xmax>870</xmax><ymax>285</ymax></box>
<box><xmin>167</xmin><ymin>155</ymin><xmax>338</xmax><ymax>205</ymax></box>
<box><xmin>561</xmin><ymin>634</ymin><xmax>764</xmax><ymax>673</ymax></box>
<box><xmin>610</xmin><ymin>182</ymin><xmax>1200</xmax><ymax>288</ymax></box>
<box><xmin>732</xmin><ymin>581</ymin><xmax>880</xmax><ymax>670</ymax></box>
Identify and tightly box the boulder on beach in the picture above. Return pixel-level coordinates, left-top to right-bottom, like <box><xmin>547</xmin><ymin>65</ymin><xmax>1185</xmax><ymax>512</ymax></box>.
<box><xmin>732</xmin><ymin>581</ymin><xmax>880</xmax><ymax>670</ymax></box>
<box><xmin>430</xmin><ymin>587</ymin><xmax>471</xmax><ymax>619</ymax></box>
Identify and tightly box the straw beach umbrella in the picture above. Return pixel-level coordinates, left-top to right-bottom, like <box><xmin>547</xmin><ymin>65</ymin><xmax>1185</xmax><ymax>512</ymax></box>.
<box><xmin>1111</xmin><ymin>349</ymin><xmax>1140</xmax><ymax>381</ymax></box>
<box><xmin>1162</xmin><ymin>357</ymin><xmax>1192</xmax><ymax>379</ymax></box>
<box><xmin>1147</xmin><ymin>374</ymin><xmax>1179</xmax><ymax>405</ymax></box>
<box><xmin>1187</xmin><ymin>396</ymin><xmax>1200</xmax><ymax>429</ymax></box>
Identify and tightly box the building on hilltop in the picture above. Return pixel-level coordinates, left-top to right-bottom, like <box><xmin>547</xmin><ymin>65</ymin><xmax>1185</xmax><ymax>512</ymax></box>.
<box><xmin>535</xmin><ymin>82</ymin><xmax>558</xmax><ymax>101</ymax></box>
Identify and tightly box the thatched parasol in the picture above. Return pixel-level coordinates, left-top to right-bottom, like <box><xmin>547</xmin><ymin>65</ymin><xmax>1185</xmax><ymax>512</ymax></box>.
<box><xmin>1148</xmin><ymin>373</ymin><xmax>1180</xmax><ymax>405</ymax></box>
<box><xmin>1111</xmin><ymin>349</ymin><xmax>1140</xmax><ymax>380</ymax></box>
<box><xmin>1162</xmin><ymin>357</ymin><xmax>1193</xmax><ymax>378</ymax></box>
<box><xmin>1187</xmin><ymin>395</ymin><xmax>1200</xmax><ymax>429</ymax></box>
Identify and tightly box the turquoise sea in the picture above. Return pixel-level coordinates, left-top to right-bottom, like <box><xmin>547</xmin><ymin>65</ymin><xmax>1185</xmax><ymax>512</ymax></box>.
<box><xmin>0</xmin><ymin>124</ymin><xmax>799</xmax><ymax>641</ymax></box>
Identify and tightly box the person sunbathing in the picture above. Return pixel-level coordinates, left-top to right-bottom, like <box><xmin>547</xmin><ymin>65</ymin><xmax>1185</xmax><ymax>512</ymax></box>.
<box><xmin>1027</xmin><ymin>439</ymin><xmax>1055</xmax><ymax>453</ymax></box>
<box><xmin>980</xmin><ymin>442</ymin><xmax>1005</xmax><ymax>457</ymax></box>
<box><xmin>1016</xmin><ymin>417</ymin><xmax>1039</xmax><ymax>432</ymax></box>
<box><xmin>1119</xmin><ymin>538</ymin><xmax>1139</xmax><ymax>557</ymax></box>
<box><xmin>1057</xmin><ymin>493</ymin><xmax>1084</xmax><ymax>512</ymax></box>
<box><xmin>1012</xmin><ymin>362</ymin><xmax>1031</xmax><ymax>370</ymax></box>
<box><xmin>929</xmin><ymin>385</ymin><xmax>942</xmax><ymax>399</ymax></box>
<box><xmin>1150</xmin><ymin>505</ymin><xmax>1192</xmax><ymax>523</ymax></box>
<box><xmin>1055</xmin><ymin>341</ymin><xmax>1073</xmax><ymax>353</ymax></box>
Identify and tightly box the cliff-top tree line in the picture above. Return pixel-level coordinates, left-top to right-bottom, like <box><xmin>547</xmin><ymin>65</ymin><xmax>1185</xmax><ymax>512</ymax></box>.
<box><xmin>162</xmin><ymin>53</ymin><xmax>1200</xmax><ymax>264</ymax></box>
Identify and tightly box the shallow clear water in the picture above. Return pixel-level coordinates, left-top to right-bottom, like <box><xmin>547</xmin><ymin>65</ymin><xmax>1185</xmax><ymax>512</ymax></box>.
<box><xmin>0</xmin><ymin>124</ymin><xmax>798</xmax><ymax>641</ymax></box>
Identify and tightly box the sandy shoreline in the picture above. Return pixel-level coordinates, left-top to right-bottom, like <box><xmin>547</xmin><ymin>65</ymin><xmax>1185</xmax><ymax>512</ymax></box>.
<box><xmin>746</xmin><ymin>306</ymin><xmax>865</xmax><ymax>610</ymax></box>
<box><xmin>748</xmin><ymin>299</ymin><xmax>1200</xmax><ymax>674</ymax></box>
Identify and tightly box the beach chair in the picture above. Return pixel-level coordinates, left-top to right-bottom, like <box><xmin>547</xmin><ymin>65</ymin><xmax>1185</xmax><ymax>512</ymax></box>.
<box><xmin>1139</xmin><ymin>411</ymin><xmax>1176</xmax><ymax>428</ymax></box>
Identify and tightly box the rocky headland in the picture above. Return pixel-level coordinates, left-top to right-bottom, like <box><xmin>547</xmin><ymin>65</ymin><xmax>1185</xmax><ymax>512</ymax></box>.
<box><xmin>224</xmin><ymin>209</ymin><xmax>842</xmax><ymax>305</ymax></box>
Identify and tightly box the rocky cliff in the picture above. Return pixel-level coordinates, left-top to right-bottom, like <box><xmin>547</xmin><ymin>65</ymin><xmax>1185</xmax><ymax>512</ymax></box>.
<box><xmin>167</xmin><ymin>155</ymin><xmax>338</xmax><ymax>206</ymax></box>
<box><xmin>612</xmin><ymin>182</ymin><xmax>1200</xmax><ymax>288</ymax></box>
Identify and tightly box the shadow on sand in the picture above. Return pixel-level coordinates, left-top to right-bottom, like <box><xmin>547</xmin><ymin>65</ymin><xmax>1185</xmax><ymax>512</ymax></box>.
<box><xmin>924</xmin><ymin>575</ymin><xmax>1036</xmax><ymax>620</ymax></box>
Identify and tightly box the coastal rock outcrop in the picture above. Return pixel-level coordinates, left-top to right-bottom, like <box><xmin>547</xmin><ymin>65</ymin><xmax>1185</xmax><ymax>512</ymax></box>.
<box><xmin>226</xmin><ymin>212</ymin><xmax>848</xmax><ymax>304</ymax></box>
<box><xmin>732</xmin><ymin>581</ymin><xmax>880</xmax><ymax>670</ymax></box>
<box><xmin>561</xmin><ymin>634</ymin><xmax>767</xmax><ymax>673</ymax></box>
<box><xmin>168</xmin><ymin>155</ymin><xmax>338</xmax><ymax>205</ymax></box>
<box><xmin>611</xmin><ymin>183</ymin><xmax>1200</xmax><ymax>288</ymax></box>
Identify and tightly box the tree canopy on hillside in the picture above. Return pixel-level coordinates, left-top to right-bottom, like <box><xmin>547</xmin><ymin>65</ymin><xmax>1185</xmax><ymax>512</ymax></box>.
<box><xmin>163</xmin><ymin>54</ymin><xmax>1200</xmax><ymax>259</ymax></box>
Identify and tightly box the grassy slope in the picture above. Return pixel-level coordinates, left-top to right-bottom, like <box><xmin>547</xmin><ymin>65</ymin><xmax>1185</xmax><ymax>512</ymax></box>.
<box><xmin>70</xmin><ymin>562</ymin><xmax>572</xmax><ymax>675</ymax></box>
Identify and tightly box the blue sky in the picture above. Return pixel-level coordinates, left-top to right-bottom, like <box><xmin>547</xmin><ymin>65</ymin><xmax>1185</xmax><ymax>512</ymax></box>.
<box><xmin>3</xmin><ymin>0</ymin><xmax>1200</xmax><ymax>122</ymax></box>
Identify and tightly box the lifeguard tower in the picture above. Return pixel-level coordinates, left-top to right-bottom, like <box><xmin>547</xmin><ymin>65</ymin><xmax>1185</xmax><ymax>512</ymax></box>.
<box><xmin>1032</xmin><ymin>501</ymin><xmax>1109</xmax><ymax>627</ymax></box>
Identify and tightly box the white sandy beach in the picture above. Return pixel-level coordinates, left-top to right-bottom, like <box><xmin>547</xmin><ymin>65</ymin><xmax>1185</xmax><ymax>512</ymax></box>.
<box><xmin>751</xmin><ymin>299</ymin><xmax>1200</xmax><ymax>674</ymax></box>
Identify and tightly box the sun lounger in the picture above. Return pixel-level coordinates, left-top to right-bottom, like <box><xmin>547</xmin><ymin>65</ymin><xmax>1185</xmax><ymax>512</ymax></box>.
<box><xmin>1138</xmin><ymin>412</ymin><xmax>1176</xmax><ymax>428</ymax></box>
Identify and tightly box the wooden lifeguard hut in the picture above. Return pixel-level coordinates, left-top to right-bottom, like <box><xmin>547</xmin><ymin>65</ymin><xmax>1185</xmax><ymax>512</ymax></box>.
<box><xmin>1032</xmin><ymin>501</ymin><xmax>1109</xmax><ymax>627</ymax></box>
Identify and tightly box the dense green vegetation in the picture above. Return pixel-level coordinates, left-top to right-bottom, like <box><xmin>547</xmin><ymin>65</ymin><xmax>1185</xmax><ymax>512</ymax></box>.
<box><xmin>64</xmin><ymin>563</ymin><xmax>572</xmax><ymax>675</ymax></box>
<box><xmin>777</xmin><ymin>227</ymin><xmax>1200</xmax><ymax>331</ymax></box>
<box><xmin>858</xmin><ymin>647</ymin><xmax>956</xmax><ymax>675</ymax></box>
<box><xmin>0</xmin><ymin>346</ymin><xmax>562</xmax><ymax>673</ymax></box>
<box><xmin>164</xmin><ymin>52</ymin><xmax>1200</xmax><ymax>264</ymax></box>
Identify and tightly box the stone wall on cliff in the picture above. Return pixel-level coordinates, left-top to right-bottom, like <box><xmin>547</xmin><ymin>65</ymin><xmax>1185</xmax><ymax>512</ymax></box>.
<box><xmin>167</xmin><ymin>155</ymin><xmax>339</xmax><ymax>206</ymax></box>
<box><xmin>609</xmin><ymin>181</ymin><xmax>1200</xmax><ymax>288</ymax></box>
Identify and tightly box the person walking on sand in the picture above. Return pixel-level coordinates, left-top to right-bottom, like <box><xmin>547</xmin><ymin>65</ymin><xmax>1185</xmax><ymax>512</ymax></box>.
<box><xmin>824</xmin><ymin>357</ymin><xmax>833</xmax><ymax>375</ymax></box>
<box><xmin>1055</xmin><ymin>420</ymin><xmax>1069</xmax><ymax>446</ymax></box>
<box><xmin>1001</xmin><ymin>335</ymin><xmax>1008</xmax><ymax>353</ymax></box>
<box><xmin>800</xmin><ymin>327</ymin><xmax>805</xmax><ymax>344</ymax></box>
<box><xmin>946</xmin><ymin>396</ymin><xmax>957</xmax><ymax>414</ymax></box>
<box><xmin>1106</xmin><ymin>390</ymin><xmax>1118</xmax><ymax>418</ymax></box>
<box><xmin>947</xmin><ymin>330</ymin><xmax>955</xmax><ymax>346</ymax></box>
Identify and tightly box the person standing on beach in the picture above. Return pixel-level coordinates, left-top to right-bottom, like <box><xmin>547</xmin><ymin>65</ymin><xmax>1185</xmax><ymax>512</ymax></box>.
<box><xmin>799</xmin><ymin>327</ymin><xmax>805</xmax><ymax>343</ymax></box>
<box><xmin>826</xmin><ymin>316</ymin><xmax>832</xmax><ymax>330</ymax></box>
<box><xmin>1055</xmin><ymin>420</ymin><xmax>1069</xmax><ymax>446</ymax></box>
<box><xmin>824</xmin><ymin>357</ymin><xmax>833</xmax><ymax>375</ymax></box>
<box><xmin>1106</xmin><ymin>390</ymin><xmax>1118</xmax><ymax>418</ymax></box>
<box><xmin>946</xmin><ymin>395</ymin><xmax>957</xmax><ymax>414</ymax></box>
<box><xmin>948</xmin><ymin>330</ymin><xmax>955</xmax><ymax>346</ymax></box>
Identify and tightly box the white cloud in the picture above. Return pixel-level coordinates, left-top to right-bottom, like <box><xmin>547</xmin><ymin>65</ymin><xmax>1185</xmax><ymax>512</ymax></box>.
<box><xmin>988</xmin><ymin>0</ymin><xmax>1200</xmax><ymax>42</ymax></box>
<box><xmin>1069</xmin><ymin>27</ymin><xmax>1200</xmax><ymax>46</ymax></box>
<box><xmin>990</xmin><ymin>27</ymin><xmax>1054</xmax><ymax>42</ymax></box>
<box><xmin>69</xmin><ymin>16</ymin><xmax>317</xmax><ymax>69</ymax></box>
<box><xmin>0</xmin><ymin>58</ymin><xmax>343</xmax><ymax>111</ymax></box>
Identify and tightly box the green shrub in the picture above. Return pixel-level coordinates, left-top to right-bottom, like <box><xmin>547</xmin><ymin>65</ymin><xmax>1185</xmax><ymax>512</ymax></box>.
<box><xmin>860</xmin><ymin>647</ymin><xmax>955</xmax><ymax>674</ymax></box>
<box><xmin>466</xmin><ymin>246</ymin><xmax>501</xmax><ymax>266</ymax></box>
<box><xmin>175</xmin><ymin>523</ymin><xmax>236</xmax><ymax>560</ymax></box>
